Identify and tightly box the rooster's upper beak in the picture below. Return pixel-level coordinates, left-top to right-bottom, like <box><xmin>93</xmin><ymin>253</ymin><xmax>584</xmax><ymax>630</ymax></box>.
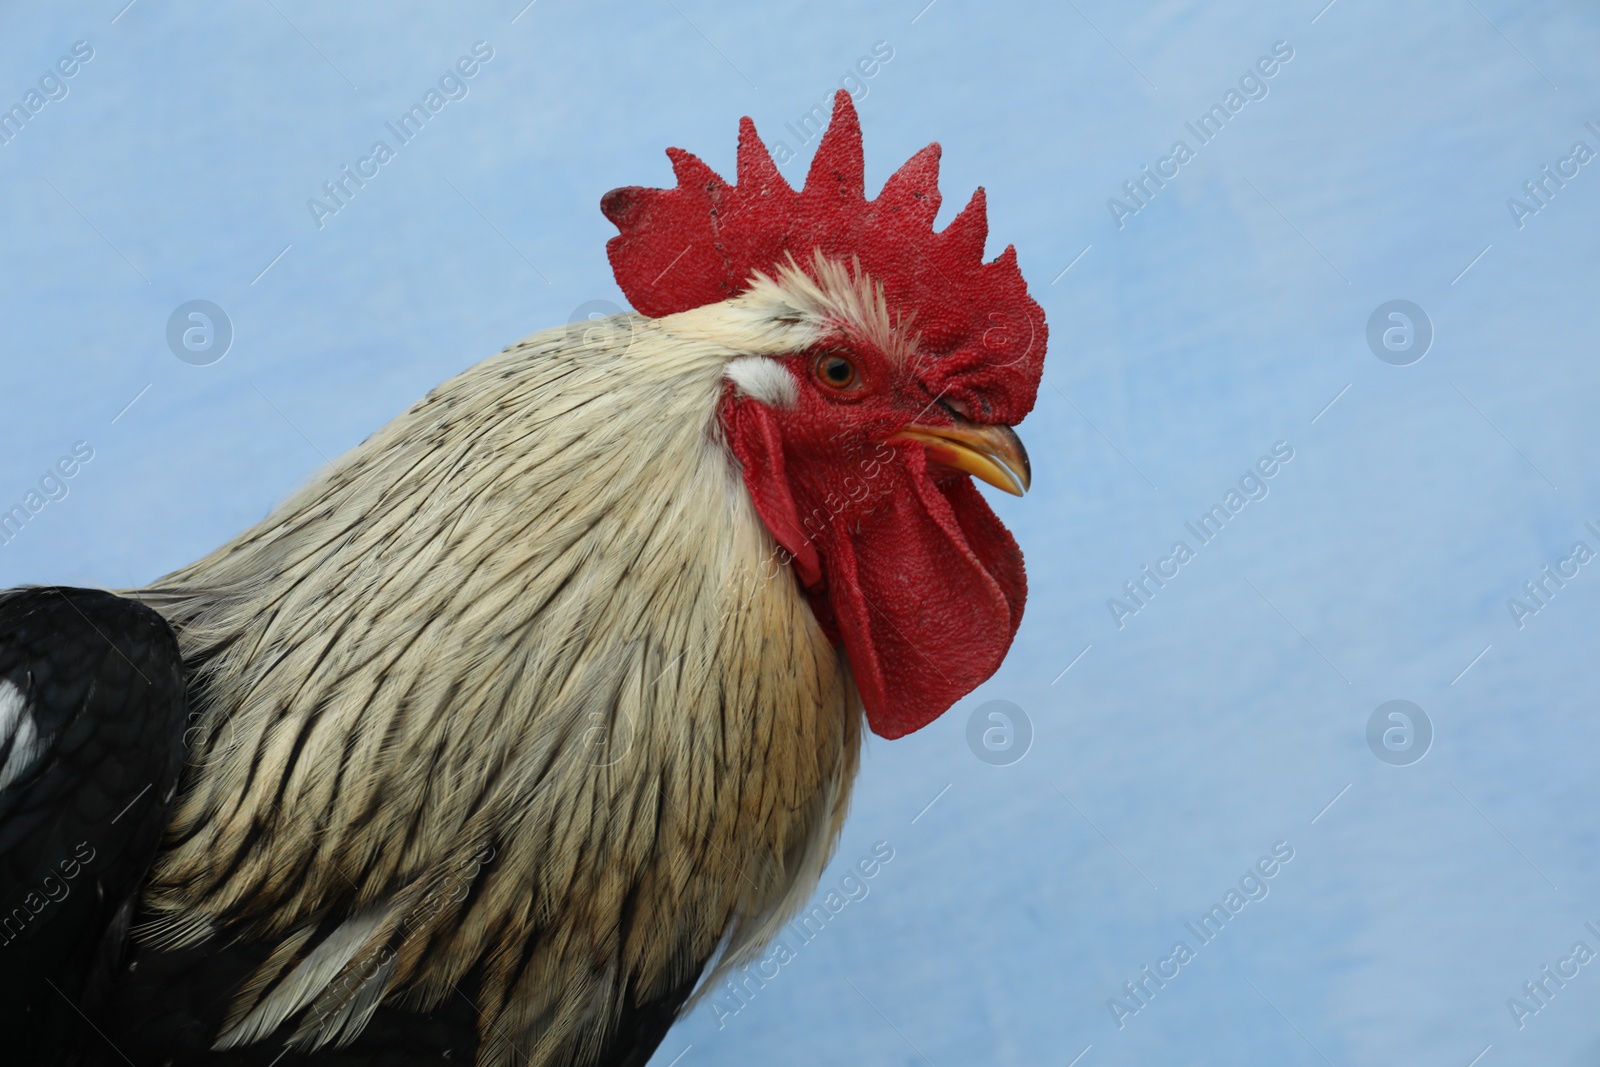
<box><xmin>887</xmin><ymin>420</ymin><xmax>1032</xmax><ymax>497</ymax></box>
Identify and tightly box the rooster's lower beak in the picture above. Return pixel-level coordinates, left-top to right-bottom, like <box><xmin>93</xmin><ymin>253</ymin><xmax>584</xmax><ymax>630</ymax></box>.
<box><xmin>887</xmin><ymin>421</ymin><xmax>1032</xmax><ymax>497</ymax></box>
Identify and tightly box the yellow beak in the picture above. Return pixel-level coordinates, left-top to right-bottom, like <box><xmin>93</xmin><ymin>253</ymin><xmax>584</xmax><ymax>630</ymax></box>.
<box><xmin>887</xmin><ymin>420</ymin><xmax>1032</xmax><ymax>497</ymax></box>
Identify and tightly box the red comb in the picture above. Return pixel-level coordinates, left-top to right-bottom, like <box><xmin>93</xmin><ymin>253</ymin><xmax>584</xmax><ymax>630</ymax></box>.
<box><xmin>600</xmin><ymin>91</ymin><xmax>1046</xmax><ymax>425</ymax></box>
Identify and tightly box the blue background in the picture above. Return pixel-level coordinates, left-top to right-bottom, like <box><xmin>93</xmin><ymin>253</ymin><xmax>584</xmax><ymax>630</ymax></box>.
<box><xmin>2</xmin><ymin>2</ymin><xmax>1598</xmax><ymax>1064</ymax></box>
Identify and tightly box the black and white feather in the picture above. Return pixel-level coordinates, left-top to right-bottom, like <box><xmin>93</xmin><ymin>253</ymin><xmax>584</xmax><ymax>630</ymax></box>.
<box><xmin>0</xmin><ymin>587</ymin><xmax>187</xmax><ymax>1065</ymax></box>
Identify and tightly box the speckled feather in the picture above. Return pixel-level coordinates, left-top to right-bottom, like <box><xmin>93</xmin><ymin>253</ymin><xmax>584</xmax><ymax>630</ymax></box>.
<box><xmin>118</xmin><ymin>297</ymin><xmax>864</xmax><ymax>1066</ymax></box>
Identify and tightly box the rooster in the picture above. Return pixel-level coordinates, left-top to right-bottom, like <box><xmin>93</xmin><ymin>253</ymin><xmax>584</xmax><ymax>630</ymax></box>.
<box><xmin>0</xmin><ymin>91</ymin><xmax>1045</xmax><ymax>1065</ymax></box>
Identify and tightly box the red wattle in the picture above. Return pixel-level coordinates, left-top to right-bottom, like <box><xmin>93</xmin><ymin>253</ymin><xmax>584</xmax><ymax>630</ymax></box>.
<box><xmin>723</xmin><ymin>399</ymin><xmax>1026</xmax><ymax>739</ymax></box>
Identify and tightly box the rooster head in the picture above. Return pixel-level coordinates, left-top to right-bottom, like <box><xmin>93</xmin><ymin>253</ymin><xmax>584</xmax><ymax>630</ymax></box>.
<box><xmin>601</xmin><ymin>90</ymin><xmax>1046</xmax><ymax>740</ymax></box>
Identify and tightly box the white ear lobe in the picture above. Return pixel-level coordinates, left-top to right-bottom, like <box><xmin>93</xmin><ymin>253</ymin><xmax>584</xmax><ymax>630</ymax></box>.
<box><xmin>724</xmin><ymin>356</ymin><xmax>799</xmax><ymax>409</ymax></box>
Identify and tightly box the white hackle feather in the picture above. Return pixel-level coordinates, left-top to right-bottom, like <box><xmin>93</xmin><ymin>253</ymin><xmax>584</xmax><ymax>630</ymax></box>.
<box><xmin>129</xmin><ymin>275</ymin><xmax>876</xmax><ymax>1066</ymax></box>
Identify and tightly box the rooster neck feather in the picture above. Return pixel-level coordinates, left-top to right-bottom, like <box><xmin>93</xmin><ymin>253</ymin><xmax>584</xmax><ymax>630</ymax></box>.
<box><xmin>131</xmin><ymin>307</ymin><xmax>861</xmax><ymax>1065</ymax></box>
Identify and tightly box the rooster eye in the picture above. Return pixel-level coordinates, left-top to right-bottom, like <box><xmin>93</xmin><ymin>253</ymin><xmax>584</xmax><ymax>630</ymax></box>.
<box><xmin>814</xmin><ymin>353</ymin><xmax>860</xmax><ymax>391</ymax></box>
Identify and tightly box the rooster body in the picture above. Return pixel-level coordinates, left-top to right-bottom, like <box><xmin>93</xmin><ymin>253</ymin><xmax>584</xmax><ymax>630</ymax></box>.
<box><xmin>105</xmin><ymin>300</ymin><xmax>860</xmax><ymax>1065</ymax></box>
<box><xmin>1</xmin><ymin>92</ymin><xmax>1044</xmax><ymax>1065</ymax></box>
